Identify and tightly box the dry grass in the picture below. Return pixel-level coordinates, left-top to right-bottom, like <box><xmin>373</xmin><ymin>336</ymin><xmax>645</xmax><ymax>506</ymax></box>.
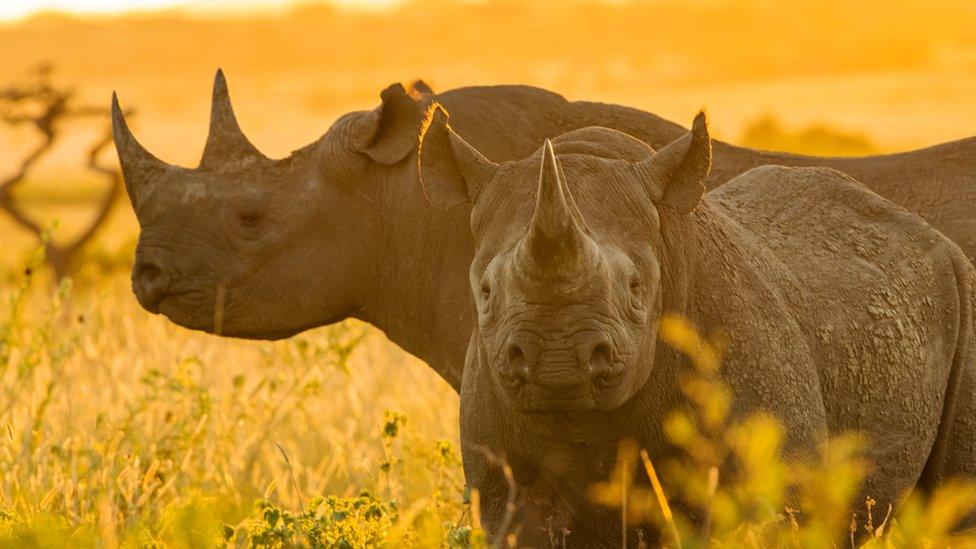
<box><xmin>2</xmin><ymin>248</ymin><xmax>975</xmax><ymax>546</ymax></box>
<box><xmin>0</xmin><ymin>255</ymin><xmax>467</xmax><ymax>546</ymax></box>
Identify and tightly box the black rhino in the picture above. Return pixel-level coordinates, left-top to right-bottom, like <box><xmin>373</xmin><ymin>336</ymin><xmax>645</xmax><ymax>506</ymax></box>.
<box><xmin>112</xmin><ymin>71</ymin><xmax>976</xmax><ymax>395</ymax></box>
<box><xmin>418</xmin><ymin>109</ymin><xmax>976</xmax><ymax>545</ymax></box>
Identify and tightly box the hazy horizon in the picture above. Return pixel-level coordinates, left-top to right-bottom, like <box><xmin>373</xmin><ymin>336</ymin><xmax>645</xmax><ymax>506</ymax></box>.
<box><xmin>0</xmin><ymin>0</ymin><xmax>402</xmax><ymax>22</ymax></box>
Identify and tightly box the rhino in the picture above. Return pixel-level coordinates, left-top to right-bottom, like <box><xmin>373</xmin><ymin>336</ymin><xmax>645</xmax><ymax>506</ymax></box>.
<box><xmin>418</xmin><ymin>109</ymin><xmax>976</xmax><ymax>545</ymax></box>
<box><xmin>111</xmin><ymin>71</ymin><xmax>976</xmax><ymax>393</ymax></box>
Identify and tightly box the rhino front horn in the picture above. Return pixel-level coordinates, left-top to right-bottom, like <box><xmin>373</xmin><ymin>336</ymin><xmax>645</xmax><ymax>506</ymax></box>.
<box><xmin>112</xmin><ymin>92</ymin><xmax>175</xmax><ymax>211</ymax></box>
<box><xmin>199</xmin><ymin>69</ymin><xmax>268</xmax><ymax>169</ymax></box>
<box><xmin>518</xmin><ymin>140</ymin><xmax>597</xmax><ymax>277</ymax></box>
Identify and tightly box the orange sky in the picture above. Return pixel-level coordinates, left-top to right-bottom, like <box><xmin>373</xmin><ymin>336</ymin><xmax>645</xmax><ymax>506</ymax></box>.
<box><xmin>1</xmin><ymin>0</ymin><xmax>973</xmax><ymax>160</ymax></box>
<box><xmin>0</xmin><ymin>0</ymin><xmax>399</xmax><ymax>21</ymax></box>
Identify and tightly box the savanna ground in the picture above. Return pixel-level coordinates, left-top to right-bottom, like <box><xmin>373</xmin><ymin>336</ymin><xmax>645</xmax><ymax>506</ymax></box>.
<box><xmin>2</xmin><ymin>0</ymin><xmax>976</xmax><ymax>546</ymax></box>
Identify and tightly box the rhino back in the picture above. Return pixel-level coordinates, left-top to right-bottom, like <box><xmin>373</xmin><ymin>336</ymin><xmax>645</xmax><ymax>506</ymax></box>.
<box><xmin>551</xmin><ymin>91</ymin><xmax>976</xmax><ymax>267</ymax></box>
<box><xmin>712</xmin><ymin>138</ymin><xmax>976</xmax><ymax>262</ymax></box>
<box><xmin>434</xmin><ymin>85</ymin><xmax>689</xmax><ymax>160</ymax></box>
<box><xmin>830</xmin><ymin>139</ymin><xmax>976</xmax><ymax>264</ymax></box>
<box><xmin>711</xmin><ymin>165</ymin><xmax>968</xmax><ymax>501</ymax></box>
<box><xmin>436</xmin><ymin>85</ymin><xmax>579</xmax><ymax>161</ymax></box>
<box><xmin>435</xmin><ymin>85</ymin><xmax>976</xmax><ymax>260</ymax></box>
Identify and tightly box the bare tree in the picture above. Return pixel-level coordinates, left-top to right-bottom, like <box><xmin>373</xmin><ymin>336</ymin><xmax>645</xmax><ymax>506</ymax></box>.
<box><xmin>0</xmin><ymin>64</ymin><xmax>127</xmax><ymax>281</ymax></box>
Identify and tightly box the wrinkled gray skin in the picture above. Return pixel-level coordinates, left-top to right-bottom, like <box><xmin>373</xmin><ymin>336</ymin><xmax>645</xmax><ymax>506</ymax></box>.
<box><xmin>419</xmin><ymin>113</ymin><xmax>976</xmax><ymax>545</ymax></box>
<box><xmin>112</xmin><ymin>72</ymin><xmax>976</xmax><ymax>393</ymax></box>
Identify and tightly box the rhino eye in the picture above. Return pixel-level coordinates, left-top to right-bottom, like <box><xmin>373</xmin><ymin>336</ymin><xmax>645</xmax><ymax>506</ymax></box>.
<box><xmin>628</xmin><ymin>275</ymin><xmax>644</xmax><ymax>309</ymax></box>
<box><xmin>477</xmin><ymin>278</ymin><xmax>493</xmax><ymax>318</ymax></box>
<box><xmin>237</xmin><ymin>210</ymin><xmax>263</xmax><ymax>229</ymax></box>
<box><xmin>629</xmin><ymin>276</ymin><xmax>642</xmax><ymax>294</ymax></box>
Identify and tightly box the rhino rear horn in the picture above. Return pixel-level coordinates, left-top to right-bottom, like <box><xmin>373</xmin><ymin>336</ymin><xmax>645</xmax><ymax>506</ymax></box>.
<box><xmin>519</xmin><ymin>140</ymin><xmax>596</xmax><ymax>276</ymax></box>
<box><xmin>112</xmin><ymin>92</ymin><xmax>176</xmax><ymax>210</ymax></box>
<box><xmin>199</xmin><ymin>69</ymin><xmax>268</xmax><ymax>169</ymax></box>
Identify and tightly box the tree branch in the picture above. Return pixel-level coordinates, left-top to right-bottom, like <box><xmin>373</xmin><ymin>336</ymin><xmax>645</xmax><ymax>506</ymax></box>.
<box><xmin>0</xmin><ymin>64</ymin><xmax>129</xmax><ymax>280</ymax></box>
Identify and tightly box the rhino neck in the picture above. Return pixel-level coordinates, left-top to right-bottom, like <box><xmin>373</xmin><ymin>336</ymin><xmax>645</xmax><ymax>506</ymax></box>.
<box><xmin>355</xmin><ymin>162</ymin><xmax>476</xmax><ymax>392</ymax></box>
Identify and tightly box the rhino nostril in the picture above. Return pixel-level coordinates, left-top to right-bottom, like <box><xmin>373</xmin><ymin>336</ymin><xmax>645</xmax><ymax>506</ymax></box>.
<box><xmin>132</xmin><ymin>259</ymin><xmax>170</xmax><ymax>311</ymax></box>
<box><xmin>588</xmin><ymin>341</ymin><xmax>613</xmax><ymax>377</ymax></box>
<box><xmin>506</xmin><ymin>344</ymin><xmax>529</xmax><ymax>380</ymax></box>
<box><xmin>136</xmin><ymin>262</ymin><xmax>162</xmax><ymax>284</ymax></box>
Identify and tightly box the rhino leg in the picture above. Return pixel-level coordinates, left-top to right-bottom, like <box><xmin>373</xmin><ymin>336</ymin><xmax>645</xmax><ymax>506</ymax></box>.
<box><xmin>918</xmin><ymin>260</ymin><xmax>976</xmax><ymax>531</ymax></box>
<box><xmin>919</xmin><ymin>364</ymin><xmax>976</xmax><ymax>531</ymax></box>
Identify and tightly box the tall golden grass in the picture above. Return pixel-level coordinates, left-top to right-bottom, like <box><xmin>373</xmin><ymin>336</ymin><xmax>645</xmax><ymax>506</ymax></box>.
<box><xmin>0</xmin><ymin>248</ymin><xmax>467</xmax><ymax>546</ymax></box>
<box><xmin>2</xmin><ymin>247</ymin><xmax>975</xmax><ymax>546</ymax></box>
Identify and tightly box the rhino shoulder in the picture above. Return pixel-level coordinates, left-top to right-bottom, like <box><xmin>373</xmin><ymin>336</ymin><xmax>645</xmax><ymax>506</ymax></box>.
<box><xmin>714</xmin><ymin>165</ymin><xmax>907</xmax><ymax>227</ymax></box>
<box><xmin>712</xmin><ymin>164</ymin><xmax>968</xmax><ymax>269</ymax></box>
<box><xmin>719</xmin><ymin>164</ymin><xmax>868</xmax><ymax>199</ymax></box>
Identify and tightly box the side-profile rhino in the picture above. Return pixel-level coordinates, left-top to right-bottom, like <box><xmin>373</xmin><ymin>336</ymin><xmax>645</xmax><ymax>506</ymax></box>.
<box><xmin>112</xmin><ymin>71</ymin><xmax>976</xmax><ymax>392</ymax></box>
<box><xmin>418</xmin><ymin>110</ymin><xmax>976</xmax><ymax>545</ymax></box>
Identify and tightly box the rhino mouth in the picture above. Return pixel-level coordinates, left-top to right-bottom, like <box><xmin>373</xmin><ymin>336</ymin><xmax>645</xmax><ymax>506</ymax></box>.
<box><xmin>155</xmin><ymin>290</ymin><xmax>334</xmax><ymax>341</ymax></box>
<box><xmin>155</xmin><ymin>291</ymin><xmax>217</xmax><ymax>329</ymax></box>
<box><xmin>155</xmin><ymin>297</ymin><xmax>304</xmax><ymax>340</ymax></box>
<box><xmin>499</xmin><ymin>372</ymin><xmax>629</xmax><ymax>413</ymax></box>
<box><xmin>522</xmin><ymin>392</ymin><xmax>599</xmax><ymax>413</ymax></box>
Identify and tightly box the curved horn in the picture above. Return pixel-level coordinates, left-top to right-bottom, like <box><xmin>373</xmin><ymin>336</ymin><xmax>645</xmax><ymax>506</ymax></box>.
<box><xmin>112</xmin><ymin>92</ymin><xmax>175</xmax><ymax>210</ymax></box>
<box><xmin>199</xmin><ymin>69</ymin><xmax>267</xmax><ymax>169</ymax></box>
<box><xmin>518</xmin><ymin>140</ymin><xmax>597</xmax><ymax>278</ymax></box>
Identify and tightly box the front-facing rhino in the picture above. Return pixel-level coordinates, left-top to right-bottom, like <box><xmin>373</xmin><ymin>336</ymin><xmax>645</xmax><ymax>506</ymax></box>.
<box><xmin>426</xmin><ymin>121</ymin><xmax>705</xmax><ymax>413</ymax></box>
<box><xmin>419</xmin><ymin>110</ymin><xmax>976</xmax><ymax>544</ymax></box>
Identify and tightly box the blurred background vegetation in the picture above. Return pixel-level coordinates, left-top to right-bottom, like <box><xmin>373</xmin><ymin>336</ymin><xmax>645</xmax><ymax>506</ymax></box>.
<box><xmin>1</xmin><ymin>0</ymin><xmax>975</xmax><ymax>546</ymax></box>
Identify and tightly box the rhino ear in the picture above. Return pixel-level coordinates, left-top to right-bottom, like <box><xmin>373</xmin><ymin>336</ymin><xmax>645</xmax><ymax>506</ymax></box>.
<box><xmin>638</xmin><ymin>111</ymin><xmax>711</xmax><ymax>214</ymax></box>
<box><xmin>352</xmin><ymin>83</ymin><xmax>427</xmax><ymax>165</ymax></box>
<box><xmin>410</xmin><ymin>79</ymin><xmax>434</xmax><ymax>95</ymax></box>
<box><xmin>418</xmin><ymin>103</ymin><xmax>498</xmax><ymax>208</ymax></box>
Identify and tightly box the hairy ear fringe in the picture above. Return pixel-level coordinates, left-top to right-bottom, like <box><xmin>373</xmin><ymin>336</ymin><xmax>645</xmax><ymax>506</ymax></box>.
<box><xmin>417</xmin><ymin>101</ymin><xmax>451</xmax><ymax>175</ymax></box>
<box><xmin>419</xmin><ymin>102</ymin><xmax>450</xmax><ymax>143</ymax></box>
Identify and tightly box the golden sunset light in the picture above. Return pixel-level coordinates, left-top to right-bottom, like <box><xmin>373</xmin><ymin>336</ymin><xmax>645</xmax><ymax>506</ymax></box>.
<box><xmin>1</xmin><ymin>0</ymin><xmax>975</xmax><ymax>545</ymax></box>
<box><xmin>0</xmin><ymin>0</ymin><xmax>401</xmax><ymax>21</ymax></box>
<box><xmin>0</xmin><ymin>0</ymin><xmax>186</xmax><ymax>20</ymax></box>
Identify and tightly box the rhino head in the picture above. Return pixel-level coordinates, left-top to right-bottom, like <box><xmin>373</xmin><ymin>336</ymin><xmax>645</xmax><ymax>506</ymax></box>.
<box><xmin>420</xmin><ymin>107</ymin><xmax>711</xmax><ymax>412</ymax></box>
<box><xmin>113</xmin><ymin>70</ymin><xmax>433</xmax><ymax>339</ymax></box>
